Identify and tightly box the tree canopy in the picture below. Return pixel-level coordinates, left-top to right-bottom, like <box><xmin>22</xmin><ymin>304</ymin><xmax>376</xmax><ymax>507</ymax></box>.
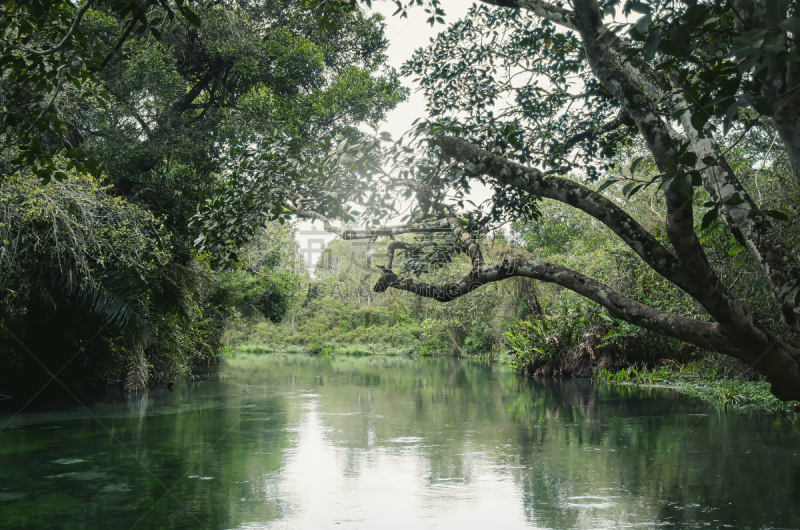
<box><xmin>3</xmin><ymin>0</ymin><xmax>800</xmax><ymax>401</ymax></box>
<box><xmin>0</xmin><ymin>0</ymin><xmax>406</xmax><ymax>395</ymax></box>
<box><xmin>196</xmin><ymin>0</ymin><xmax>800</xmax><ymax>400</ymax></box>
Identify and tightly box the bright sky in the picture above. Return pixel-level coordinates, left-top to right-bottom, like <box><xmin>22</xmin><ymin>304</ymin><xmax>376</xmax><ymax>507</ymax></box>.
<box><xmin>295</xmin><ymin>2</ymin><xmax>492</xmax><ymax>273</ymax></box>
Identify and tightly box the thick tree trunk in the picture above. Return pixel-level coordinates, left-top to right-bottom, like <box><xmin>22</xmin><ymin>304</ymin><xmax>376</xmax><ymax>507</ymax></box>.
<box><xmin>455</xmin><ymin>0</ymin><xmax>800</xmax><ymax>398</ymax></box>
<box><xmin>373</xmin><ymin>254</ymin><xmax>800</xmax><ymax>400</ymax></box>
<box><xmin>300</xmin><ymin>0</ymin><xmax>800</xmax><ymax>401</ymax></box>
<box><xmin>480</xmin><ymin>0</ymin><xmax>800</xmax><ymax>331</ymax></box>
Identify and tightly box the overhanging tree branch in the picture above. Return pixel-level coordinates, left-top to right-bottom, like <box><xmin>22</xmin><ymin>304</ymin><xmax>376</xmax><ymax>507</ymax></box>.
<box><xmin>547</xmin><ymin>109</ymin><xmax>634</xmax><ymax>167</ymax></box>
<box><xmin>376</xmin><ymin>255</ymin><xmax>741</xmax><ymax>352</ymax></box>
<box><xmin>12</xmin><ymin>0</ymin><xmax>94</xmax><ymax>56</ymax></box>
<box><xmin>432</xmin><ymin>135</ymin><xmax>685</xmax><ymax>282</ymax></box>
<box><xmin>347</xmin><ymin>207</ymin><xmax>800</xmax><ymax>400</ymax></box>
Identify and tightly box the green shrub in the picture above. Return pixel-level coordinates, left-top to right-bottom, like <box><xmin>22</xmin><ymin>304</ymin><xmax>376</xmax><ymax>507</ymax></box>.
<box><xmin>0</xmin><ymin>164</ymin><xmax>227</xmax><ymax>393</ymax></box>
<box><xmin>462</xmin><ymin>325</ymin><xmax>495</xmax><ymax>357</ymax></box>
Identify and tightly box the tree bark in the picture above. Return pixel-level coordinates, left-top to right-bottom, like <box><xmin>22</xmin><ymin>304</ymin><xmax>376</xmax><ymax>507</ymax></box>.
<box><xmin>372</xmin><ymin>253</ymin><xmax>800</xmax><ymax>398</ymax></box>
<box><xmin>477</xmin><ymin>0</ymin><xmax>800</xmax><ymax>329</ymax></box>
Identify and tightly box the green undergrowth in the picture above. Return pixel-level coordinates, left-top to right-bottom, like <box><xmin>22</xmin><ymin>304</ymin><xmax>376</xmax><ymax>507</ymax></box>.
<box><xmin>233</xmin><ymin>341</ymin><xmax>417</xmax><ymax>356</ymax></box>
<box><xmin>224</xmin><ymin>313</ymin><xmax>479</xmax><ymax>358</ymax></box>
<box><xmin>593</xmin><ymin>355</ymin><xmax>799</xmax><ymax>411</ymax></box>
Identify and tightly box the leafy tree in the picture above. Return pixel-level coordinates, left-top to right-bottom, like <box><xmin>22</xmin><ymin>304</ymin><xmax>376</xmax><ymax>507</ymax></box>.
<box><xmin>0</xmin><ymin>0</ymin><xmax>404</xmax><ymax>395</ymax></box>
<box><xmin>0</xmin><ymin>158</ymin><xmax>189</xmax><ymax>393</ymax></box>
<box><xmin>216</xmin><ymin>224</ymin><xmax>303</xmax><ymax>323</ymax></box>
<box><xmin>0</xmin><ymin>0</ymin><xmax>206</xmax><ymax>182</ymax></box>
<box><xmin>207</xmin><ymin>0</ymin><xmax>800</xmax><ymax>400</ymax></box>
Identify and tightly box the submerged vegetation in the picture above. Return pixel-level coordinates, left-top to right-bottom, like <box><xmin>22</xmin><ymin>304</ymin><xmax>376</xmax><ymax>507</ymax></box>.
<box><xmin>592</xmin><ymin>357</ymin><xmax>795</xmax><ymax>410</ymax></box>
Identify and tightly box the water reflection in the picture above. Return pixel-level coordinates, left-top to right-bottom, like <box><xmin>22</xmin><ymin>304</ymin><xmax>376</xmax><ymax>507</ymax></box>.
<box><xmin>0</xmin><ymin>353</ymin><xmax>798</xmax><ymax>529</ymax></box>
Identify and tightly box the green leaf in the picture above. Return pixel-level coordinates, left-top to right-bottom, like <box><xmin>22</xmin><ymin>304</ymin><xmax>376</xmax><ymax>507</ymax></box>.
<box><xmin>766</xmin><ymin>0</ymin><xmax>784</xmax><ymax>21</ymax></box>
<box><xmin>726</xmin><ymin>193</ymin><xmax>745</xmax><ymax>206</ymax></box>
<box><xmin>723</xmin><ymin>100</ymin><xmax>739</xmax><ymax>134</ymax></box>
<box><xmin>728</xmin><ymin>244</ymin><xmax>745</xmax><ymax>256</ymax></box>
<box><xmin>701</xmin><ymin>206</ymin><xmax>718</xmax><ymax>230</ymax></box>
<box><xmin>628</xmin><ymin>2</ymin><xmax>652</xmax><ymax>15</ymax></box>
<box><xmin>675</xmin><ymin>173</ymin><xmax>693</xmax><ymax>197</ymax></box>
<box><xmin>630</xmin><ymin>156</ymin><xmax>644</xmax><ymax>175</ymax></box>
<box><xmin>643</xmin><ymin>27</ymin><xmax>662</xmax><ymax>58</ymax></box>
<box><xmin>596</xmin><ymin>179</ymin><xmax>618</xmax><ymax>193</ymax></box>
<box><xmin>664</xmin><ymin>24</ymin><xmax>691</xmax><ymax>56</ymax></box>
<box><xmin>740</xmin><ymin>93</ymin><xmax>774</xmax><ymax>116</ymax></box>
<box><xmin>182</xmin><ymin>8</ymin><xmax>202</xmax><ymax>27</ymax></box>
<box><xmin>778</xmin><ymin>278</ymin><xmax>799</xmax><ymax>298</ymax></box>
<box><xmin>678</xmin><ymin>150</ymin><xmax>697</xmax><ymax>166</ymax></box>
<box><xmin>635</xmin><ymin>13</ymin><xmax>652</xmax><ymax>35</ymax></box>
<box><xmin>622</xmin><ymin>181</ymin><xmax>638</xmax><ymax>197</ymax></box>
<box><xmin>691</xmin><ymin>110</ymin><xmax>709</xmax><ymax>132</ymax></box>
<box><xmin>778</xmin><ymin>17</ymin><xmax>800</xmax><ymax>36</ymax></box>
<box><xmin>764</xmin><ymin>209</ymin><xmax>789</xmax><ymax>221</ymax></box>
<box><xmin>627</xmin><ymin>184</ymin><xmax>644</xmax><ymax>197</ymax></box>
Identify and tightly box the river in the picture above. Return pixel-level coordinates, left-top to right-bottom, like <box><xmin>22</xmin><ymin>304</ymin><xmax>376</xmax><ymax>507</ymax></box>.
<box><xmin>1</xmin><ymin>353</ymin><xmax>798</xmax><ymax>529</ymax></box>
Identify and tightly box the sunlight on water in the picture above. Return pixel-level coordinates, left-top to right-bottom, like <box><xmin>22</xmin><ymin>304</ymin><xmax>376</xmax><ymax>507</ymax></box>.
<box><xmin>255</xmin><ymin>394</ymin><xmax>531</xmax><ymax>529</ymax></box>
<box><xmin>0</xmin><ymin>353</ymin><xmax>798</xmax><ymax>529</ymax></box>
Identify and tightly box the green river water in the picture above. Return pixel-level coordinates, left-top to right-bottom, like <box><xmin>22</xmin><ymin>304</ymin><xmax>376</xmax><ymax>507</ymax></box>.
<box><xmin>1</xmin><ymin>353</ymin><xmax>799</xmax><ymax>529</ymax></box>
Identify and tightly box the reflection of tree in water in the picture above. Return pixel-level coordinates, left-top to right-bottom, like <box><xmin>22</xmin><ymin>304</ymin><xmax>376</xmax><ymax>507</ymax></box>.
<box><xmin>504</xmin><ymin>378</ymin><xmax>800</xmax><ymax>529</ymax></box>
<box><xmin>220</xmin><ymin>354</ymin><xmax>800</xmax><ymax>529</ymax></box>
<box><xmin>0</xmin><ymin>369</ymin><xmax>295</xmax><ymax>530</ymax></box>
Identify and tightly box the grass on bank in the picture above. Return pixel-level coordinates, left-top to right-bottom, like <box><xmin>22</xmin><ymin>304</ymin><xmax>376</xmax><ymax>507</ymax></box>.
<box><xmin>225</xmin><ymin>300</ymin><xmax>799</xmax><ymax>412</ymax></box>
<box><xmin>593</xmin><ymin>354</ymin><xmax>800</xmax><ymax>411</ymax></box>
<box><xmin>226</xmin><ymin>317</ymin><xmax>425</xmax><ymax>357</ymax></box>
<box><xmin>234</xmin><ymin>341</ymin><xmax>417</xmax><ymax>356</ymax></box>
<box><xmin>224</xmin><ymin>315</ymin><xmax>495</xmax><ymax>359</ymax></box>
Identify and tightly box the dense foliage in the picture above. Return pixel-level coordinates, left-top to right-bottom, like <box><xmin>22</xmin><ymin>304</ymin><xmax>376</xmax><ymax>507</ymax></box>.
<box><xmin>5</xmin><ymin>0</ymin><xmax>800</xmax><ymax>405</ymax></box>
<box><xmin>0</xmin><ymin>0</ymin><xmax>404</xmax><ymax>399</ymax></box>
<box><xmin>257</xmin><ymin>0</ymin><xmax>800</xmax><ymax>400</ymax></box>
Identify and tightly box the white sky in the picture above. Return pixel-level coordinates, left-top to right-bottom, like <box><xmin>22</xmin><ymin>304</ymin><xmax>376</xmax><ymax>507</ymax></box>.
<box><xmin>295</xmin><ymin>2</ymin><xmax>495</xmax><ymax>273</ymax></box>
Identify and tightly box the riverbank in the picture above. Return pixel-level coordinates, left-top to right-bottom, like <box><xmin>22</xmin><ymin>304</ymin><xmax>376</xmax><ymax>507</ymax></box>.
<box><xmin>592</xmin><ymin>355</ymin><xmax>800</xmax><ymax>412</ymax></box>
<box><xmin>227</xmin><ymin>299</ymin><xmax>798</xmax><ymax>412</ymax></box>
<box><xmin>230</xmin><ymin>338</ymin><xmax>799</xmax><ymax>412</ymax></box>
<box><xmin>226</xmin><ymin>317</ymin><xmax>491</xmax><ymax>359</ymax></box>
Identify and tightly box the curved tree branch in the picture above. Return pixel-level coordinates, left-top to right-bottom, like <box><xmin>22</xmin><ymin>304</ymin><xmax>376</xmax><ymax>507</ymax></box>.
<box><xmin>375</xmin><ymin>256</ymin><xmax>733</xmax><ymax>352</ymax></box>
<box><xmin>546</xmin><ymin>109</ymin><xmax>634</xmax><ymax>167</ymax></box>
<box><xmin>433</xmin><ymin>136</ymin><xmax>681</xmax><ymax>278</ymax></box>
<box><xmin>373</xmin><ymin>254</ymin><xmax>800</xmax><ymax>400</ymax></box>
<box><xmin>496</xmin><ymin>0</ymin><xmax>800</xmax><ymax>328</ymax></box>
<box><xmin>14</xmin><ymin>1</ymin><xmax>94</xmax><ymax>56</ymax></box>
